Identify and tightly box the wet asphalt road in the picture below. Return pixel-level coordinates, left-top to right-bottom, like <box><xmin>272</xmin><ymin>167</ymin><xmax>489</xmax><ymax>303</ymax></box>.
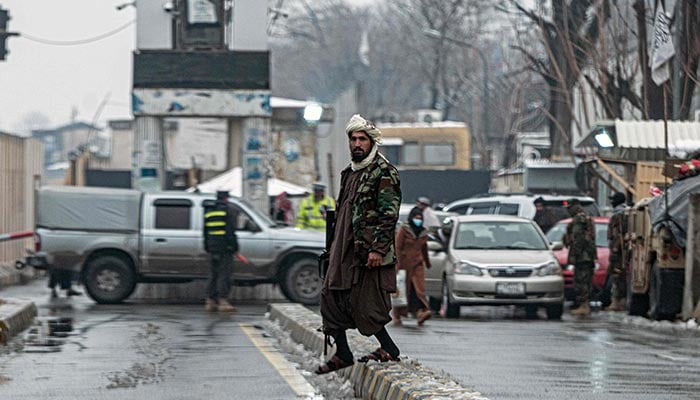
<box><xmin>0</xmin><ymin>280</ymin><xmax>313</xmax><ymax>400</ymax></box>
<box><xmin>3</xmin><ymin>279</ymin><xmax>700</xmax><ymax>400</ymax></box>
<box><xmin>386</xmin><ymin>306</ymin><xmax>700</xmax><ymax>400</ymax></box>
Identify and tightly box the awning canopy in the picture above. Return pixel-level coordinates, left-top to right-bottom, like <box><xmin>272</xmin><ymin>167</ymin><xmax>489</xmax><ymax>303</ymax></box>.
<box><xmin>190</xmin><ymin>167</ymin><xmax>310</xmax><ymax>197</ymax></box>
<box><xmin>579</xmin><ymin>119</ymin><xmax>700</xmax><ymax>161</ymax></box>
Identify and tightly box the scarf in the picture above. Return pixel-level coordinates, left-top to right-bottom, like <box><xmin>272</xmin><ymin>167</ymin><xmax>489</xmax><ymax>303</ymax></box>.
<box><xmin>351</xmin><ymin>143</ymin><xmax>381</xmax><ymax>171</ymax></box>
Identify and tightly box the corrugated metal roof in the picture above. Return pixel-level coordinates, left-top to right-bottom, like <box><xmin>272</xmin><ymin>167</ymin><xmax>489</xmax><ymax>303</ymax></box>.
<box><xmin>613</xmin><ymin>119</ymin><xmax>700</xmax><ymax>149</ymax></box>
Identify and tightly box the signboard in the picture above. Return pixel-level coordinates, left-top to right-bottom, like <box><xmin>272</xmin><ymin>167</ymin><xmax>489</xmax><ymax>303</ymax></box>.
<box><xmin>132</xmin><ymin>89</ymin><xmax>271</xmax><ymax>117</ymax></box>
<box><xmin>187</xmin><ymin>0</ymin><xmax>218</xmax><ymax>24</ymax></box>
<box><xmin>241</xmin><ymin>118</ymin><xmax>270</xmax><ymax>208</ymax></box>
<box><xmin>169</xmin><ymin>118</ymin><xmax>228</xmax><ymax>171</ymax></box>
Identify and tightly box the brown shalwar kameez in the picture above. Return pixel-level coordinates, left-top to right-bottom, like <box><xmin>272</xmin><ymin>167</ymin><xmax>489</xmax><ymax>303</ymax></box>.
<box><xmin>394</xmin><ymin>224</ymin><xmax>431</xmax><ymax>317</ymax></box>
<box><xmin>320</xmin><ymin>170</ymin><xmax>392</xmax><ymax>336</ymax></box>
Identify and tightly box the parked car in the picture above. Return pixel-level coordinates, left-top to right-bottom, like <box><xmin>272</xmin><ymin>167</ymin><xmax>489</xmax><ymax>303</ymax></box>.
<box><xmin>442</xmin><ymin>194</ymin><xmax>600</xmax><ymax>222</ymax></box>
<box><xmin>28</xmin><ymin>186</ymin><xmax>325</xmax><ymax>305</ymax></box>
<box><xmin>545</xmin><ymin>217</ymin><xmax>611</xmax><ymax>306</ymax></box>
<box><xmin>425</xmin><ymin>215</ymin><xmax>564</xmax><ymax>319</ymax></box>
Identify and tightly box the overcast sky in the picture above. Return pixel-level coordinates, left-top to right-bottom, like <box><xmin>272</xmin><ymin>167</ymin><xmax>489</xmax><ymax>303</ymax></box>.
<box><xmin>0</xmin><ymin>1</ymin><xmax>136</xmax><ymax>134</ymax></box>
<box><xmin>0</xmin><ymin>0</ymin><xmax>378</xmax><ymax>135</ymax></box>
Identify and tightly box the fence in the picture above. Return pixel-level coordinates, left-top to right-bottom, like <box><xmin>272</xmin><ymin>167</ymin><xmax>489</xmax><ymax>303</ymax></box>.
<box><xmin>0</xmin><ymin>132</ymin><xmax>43</xmax><ymax>262</ymax></box>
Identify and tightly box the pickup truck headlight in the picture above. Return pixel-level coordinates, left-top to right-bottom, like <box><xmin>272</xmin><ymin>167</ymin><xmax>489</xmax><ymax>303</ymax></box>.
<box><xmin>537</xmin><ymin>261</ymin><xmax>561</xmax><ymax>276</ymax></box>
<box><xmin>454</xmin><ymin>261</ymin><xmax>482</xmax><ymax>276</ymax></box>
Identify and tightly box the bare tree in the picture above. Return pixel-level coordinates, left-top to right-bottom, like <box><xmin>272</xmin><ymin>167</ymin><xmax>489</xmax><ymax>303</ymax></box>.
<box><xmin>270</xmin><ymin>0</ymin><xmax>367</xmax><ymax>102</ymax></box>
<box><xmin>635</xmin><ymin>0</ymin><xmax>700</xmax><ymax>120</ymax></box>
<box><xmin>504</xmin><ymin>1</ymin><xmax>610</xmax><ymax>159</ymax></box>
<box><xmin>583</xmin><ymin>1</ymin><xmax>643</xmax><ymax>120</ymax></box>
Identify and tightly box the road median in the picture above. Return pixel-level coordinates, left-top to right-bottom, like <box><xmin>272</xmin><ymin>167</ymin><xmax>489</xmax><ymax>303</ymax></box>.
<box><xmin>268</xmin><ymin>303</ymin><xmax>489</xmax><ymax>400</ymax></box>
<box><xmin>0</xmin><ymin>298</ymin><xmax>37</xmax><ymax>344</ymax></box>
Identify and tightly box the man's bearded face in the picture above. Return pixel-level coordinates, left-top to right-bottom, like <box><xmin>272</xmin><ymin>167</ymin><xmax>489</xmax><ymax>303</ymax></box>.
<box><xmin>349</xmin><ymin>131</ymin><xmax>372</xmax><ymax>161</ymax></box>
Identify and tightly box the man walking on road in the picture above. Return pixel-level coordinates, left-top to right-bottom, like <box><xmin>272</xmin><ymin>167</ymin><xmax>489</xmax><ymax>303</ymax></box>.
<box><xmin>203</xmin><ymin>191</ymin><xmax>240</xmax><ymax>312</ymax></box>
<box><xmin>606</xmin><ymin>192</ymin><xmax>628</xmax><ymax>311</ymax></box>
<box><xmin>563</xmin><ymin>198</ymin><xmax>597</xmax><ymax>316</ymax></box>
<box><xmin>316</xmin><ymin>114</ymin><xmax>402</xmax><ymax>375</ymax></box>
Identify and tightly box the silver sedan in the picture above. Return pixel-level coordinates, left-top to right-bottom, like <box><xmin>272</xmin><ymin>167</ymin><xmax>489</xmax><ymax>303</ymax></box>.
<box><xmin>425</xmin><ymin>215</ymin><xmax>564</xmax><ymax>319</ymax></box>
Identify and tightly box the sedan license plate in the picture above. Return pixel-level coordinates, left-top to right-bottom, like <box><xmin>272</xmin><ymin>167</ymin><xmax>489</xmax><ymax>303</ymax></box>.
<box><xmin>496</xmin><ymin>282</ymin><xmax>525</xmax><ymax>297</ymax></box>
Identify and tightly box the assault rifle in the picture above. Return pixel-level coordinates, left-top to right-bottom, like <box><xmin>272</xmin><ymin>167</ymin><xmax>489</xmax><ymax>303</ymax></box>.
<box><xmin>318</xmin><ymin>209</ymin><xmax>336</xmax><ymax>280</ymax></box>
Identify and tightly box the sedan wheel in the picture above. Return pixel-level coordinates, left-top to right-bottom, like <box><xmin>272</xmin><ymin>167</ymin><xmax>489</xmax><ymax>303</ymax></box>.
<box><xmin>441</xmin><ymin>279</ymin><xmax>460</xmax><ymax>319</ymax></box>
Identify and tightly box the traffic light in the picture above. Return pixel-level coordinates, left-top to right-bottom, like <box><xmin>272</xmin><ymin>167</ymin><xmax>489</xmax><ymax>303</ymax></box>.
<box><xmin>0</xmin><ymin>7</ymin><xmax>19</xmax><ymax>61</ymax></box>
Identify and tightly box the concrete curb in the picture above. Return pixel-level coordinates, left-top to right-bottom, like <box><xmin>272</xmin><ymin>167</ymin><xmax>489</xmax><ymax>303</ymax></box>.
<box><xmin>0</xmin><ymin>299</ymin><xmax>37</xmax><ymax>344</ymax></box>
<box><xmin>0</xmin><ymin>262</ymin><xmax>39</xmax><ymax>289</ymax></box>
<box><xmin>268</xmin><ymin>303</ymin><xmax>489</xmax><ymax>400</ymax></box>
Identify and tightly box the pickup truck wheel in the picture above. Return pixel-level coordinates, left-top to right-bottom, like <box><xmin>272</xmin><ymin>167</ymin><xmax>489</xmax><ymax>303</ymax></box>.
<box><xmin>84</xmin><ymin>255</ymin><xmax>136</xmax><ymax>304</ymax></box>
<box><xmin>281</xmin><ymin>258</ymin><xmax>322</xmax><ymax>305</ymax></box>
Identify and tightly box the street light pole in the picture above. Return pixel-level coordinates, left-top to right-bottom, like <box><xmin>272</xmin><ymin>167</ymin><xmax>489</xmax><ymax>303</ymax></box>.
<box><xmin>423</xmin><ymin>29</ymin><xmax>489</xmax><ymax>151</ymax></box>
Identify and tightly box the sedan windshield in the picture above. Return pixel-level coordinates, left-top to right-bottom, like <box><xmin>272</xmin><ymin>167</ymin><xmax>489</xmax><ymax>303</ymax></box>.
<box><xmin>454</xmin><ymin>221</ymin><xmax>548</xmax><ymax>250</ymax></box>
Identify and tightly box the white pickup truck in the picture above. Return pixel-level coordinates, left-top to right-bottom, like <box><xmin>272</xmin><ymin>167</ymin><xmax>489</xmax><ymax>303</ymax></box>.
<box><xmin>30</xmin><ymin>186</ymin><xmax>325</xmax><ymax>305</ymax></box>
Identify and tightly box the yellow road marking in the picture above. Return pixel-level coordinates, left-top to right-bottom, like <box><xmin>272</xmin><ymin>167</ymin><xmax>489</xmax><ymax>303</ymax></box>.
<box><xmin>239</xmin><ymin>324</ymin><xmax>316</xmax><ymax>398</ymax></box>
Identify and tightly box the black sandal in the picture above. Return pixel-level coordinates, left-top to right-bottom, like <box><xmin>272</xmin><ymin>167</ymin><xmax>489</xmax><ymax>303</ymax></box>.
<box><xmin>315</xmin><ymin>355</ymin><xmax>354</xmax><ymax>375</ymax></box>
<box><xmin>357</xmin><ymin>347</ymin><xmax>399</xmax><ymax>363</ymax></box>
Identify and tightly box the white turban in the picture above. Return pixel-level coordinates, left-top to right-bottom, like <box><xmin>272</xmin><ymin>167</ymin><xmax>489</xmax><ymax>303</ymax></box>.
<box><xmin>345</xmin><ymin>114</ymin><xmax>382</xmax><ymax>145</ymax></box>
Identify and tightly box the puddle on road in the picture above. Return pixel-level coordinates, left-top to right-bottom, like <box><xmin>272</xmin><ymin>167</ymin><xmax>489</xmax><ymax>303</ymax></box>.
<box><xmin>23</xmin><ymin>317</ymin><xmax>76</xmax><ymax>353</ymax></box>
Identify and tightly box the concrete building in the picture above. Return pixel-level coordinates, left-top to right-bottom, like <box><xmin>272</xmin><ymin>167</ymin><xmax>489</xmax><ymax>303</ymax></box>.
<box><xmin>31</xmin><ymin>122</ymin><xmax>102</xmax><ymax>169</ymax></box>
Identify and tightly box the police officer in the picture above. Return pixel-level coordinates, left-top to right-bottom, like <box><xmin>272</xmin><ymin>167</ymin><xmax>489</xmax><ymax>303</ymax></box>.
<box><xmin>296</xmin><ymin>182</ymin><xmax>335</xmax><ymax>231</ymax></box>
<box><xmin>203</xmin><ymin>191</ymin><xmax>239</xmax><ymax>312</ymax></box>
<box><xmin>563</xmin><ymin>198</ymin><xmax>597</xmax><ymax>316</ymax></box>
<box><xmin>606</xmin><ymin>192</ymin><xmax>628</xmax><ymax>311</ymax></box>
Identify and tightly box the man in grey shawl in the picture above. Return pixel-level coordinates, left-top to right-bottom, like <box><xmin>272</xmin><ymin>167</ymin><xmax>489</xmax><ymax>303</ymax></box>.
<box><xmin>316</xmin><ymin>114</ymin><xmax>403</xmax><ymax>375</ymax></box>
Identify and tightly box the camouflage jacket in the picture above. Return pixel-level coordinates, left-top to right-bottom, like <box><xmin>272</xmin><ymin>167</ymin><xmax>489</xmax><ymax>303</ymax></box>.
<box><xmin>339</xmin><ymin>154</ymin><xmax>401</xmax><ymax>267</ymax></box>
<box><xmin>563</xmin><ymin>211</ymin><xmax>597</xmax><ymax>264</ymax></box>
<box><xmin>607</xmin><ymin>204</ymin><xmax>628</xmax><ymax>261</ymax></box>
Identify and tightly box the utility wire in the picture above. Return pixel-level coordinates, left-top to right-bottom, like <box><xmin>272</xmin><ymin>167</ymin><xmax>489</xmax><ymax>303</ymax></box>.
<box><xmin>20</xmin><ymin>20</ymin><xmax>135</xmax><ymax>46</ymax></box>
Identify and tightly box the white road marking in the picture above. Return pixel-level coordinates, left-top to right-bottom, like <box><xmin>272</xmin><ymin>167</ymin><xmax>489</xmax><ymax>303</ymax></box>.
<box><xmin>239</xmin><ymin>323</ymin><xmax>317</xmax><ymax>398</ymax></box>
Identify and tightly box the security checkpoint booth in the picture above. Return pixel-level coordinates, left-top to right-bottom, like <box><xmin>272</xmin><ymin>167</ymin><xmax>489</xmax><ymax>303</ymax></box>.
<box><xmin>131</xmin><ymin>0</ymin><xmax>271</xmax><ymax>213</ymax></box>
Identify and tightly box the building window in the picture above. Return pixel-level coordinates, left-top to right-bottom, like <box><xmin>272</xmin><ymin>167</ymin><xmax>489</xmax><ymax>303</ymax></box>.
<box><xmin>382</xmin><ymin>145</ymin><xmax>400</xmax><ymax>165</ymax></box>
<box><xmin>423</xmin><ymin>144</ymin><xmax>454</xmax><ymax>165</ymax></box>
<box><xmin>403</xmin><ymin>142</ymin><xmax>420</xmax><ymax>165</ymax></box>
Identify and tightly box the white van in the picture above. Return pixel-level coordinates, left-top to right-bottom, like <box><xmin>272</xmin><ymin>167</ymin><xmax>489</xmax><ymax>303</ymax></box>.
<box><xmin>442</xmin><ymin>194</ymin><xmax>600</xmax><ymax>220</ymax></box>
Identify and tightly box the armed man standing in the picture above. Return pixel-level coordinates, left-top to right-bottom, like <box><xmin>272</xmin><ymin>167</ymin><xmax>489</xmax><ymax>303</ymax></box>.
<box><xmin>316</xmin><ymin>114</ymin><xmax>402</xmax><ymax>375</ymax></box>
<box><xmin>563</xmin><ymin>198</ymin><xmax>597</xmax><ymax>316</ymax></box>
<box><xmin>296</xmin><ymin>182</ymin><xmax>336</xmax><ymax>231</ymax></box>
<box><xmin>203</xmin><ymin>190</ymin><xmax>240</xmax><ymax>312</ymax></box>
<box><xmin>606</xmin><ymin>192</ymin><xmax>628</xmax><ymax>311</ymax></box>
